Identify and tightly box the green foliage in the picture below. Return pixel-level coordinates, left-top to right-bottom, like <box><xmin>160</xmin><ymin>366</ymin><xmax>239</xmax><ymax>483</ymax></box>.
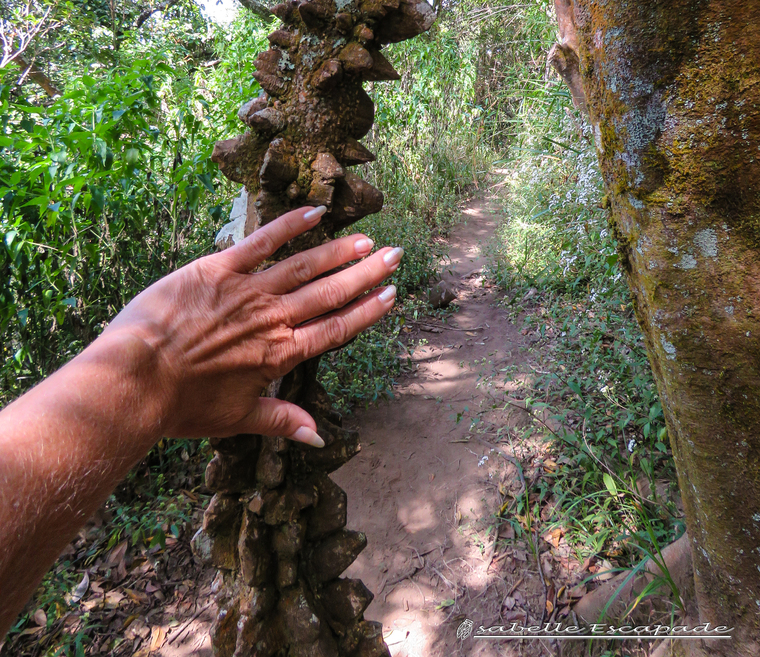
<box><xmin>319</xmin><ymin>314</ymin><xmax>408</xmax><ymax>414</ymax></box>
<box><xmin>0</xmin><ymin>60</ymin><xmax>224</xmax><ymax>400</ymax></box>
<box><xmin>106</xmin><ymin>474</ymin><xmax>193</xmax><ymax>551</ymax></box>
<box><xmin>485</xmin><ymin>28</ymin><xmax>681</xmax><ymax>570</ymax></box>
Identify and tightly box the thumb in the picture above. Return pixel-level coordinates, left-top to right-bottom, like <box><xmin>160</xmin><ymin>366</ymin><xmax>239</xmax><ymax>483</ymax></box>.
<box><xmin>236</xmin><ymin>397</ymin><xmax>325</xmax><ymax>448</ymax></box>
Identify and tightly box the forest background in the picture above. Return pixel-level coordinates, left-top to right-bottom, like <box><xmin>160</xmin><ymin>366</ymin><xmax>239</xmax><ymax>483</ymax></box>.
<box><xmin>1</xmin><ymin>0</ymin><xmax>682</xmax><ymax>653</ymax></box>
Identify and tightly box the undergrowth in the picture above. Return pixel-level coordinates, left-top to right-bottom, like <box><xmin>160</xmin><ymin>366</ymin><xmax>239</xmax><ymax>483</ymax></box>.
<box><xmin>486</xmin><ymin>91</ymin><xmax>684</xmax><ymax>591</ymax></box>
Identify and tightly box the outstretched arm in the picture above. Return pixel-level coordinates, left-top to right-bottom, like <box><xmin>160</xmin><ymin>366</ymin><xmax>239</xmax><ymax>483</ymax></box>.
<box><xmin>0</xmin><ymin>206</ymin><xmax>403</xmax><ymax>637</ymax></box>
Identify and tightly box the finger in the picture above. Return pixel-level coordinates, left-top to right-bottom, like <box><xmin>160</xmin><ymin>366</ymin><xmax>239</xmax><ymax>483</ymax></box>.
<box><xmin>256</xmin><ymin>233</ymin><xmax>375</xmax><ymax>295</ymax></box>
<box><xmin>230</xmin><ymin>397</ymin><xmax>325</xmax><ymax>447</ymax></box>
<box><xmin>218</xmin><ymin>205</ymin><xmax>327</xmax><ymax>273</ymax></box>
<box><xmin>292</xmin><ymin>285</ymin><xmax>397</xmax><ymax>360</ymax></box>
<box><xmin>284</xmin><ymin>246</ymin><xmax>403</xmax><ymax>323</ymax></box>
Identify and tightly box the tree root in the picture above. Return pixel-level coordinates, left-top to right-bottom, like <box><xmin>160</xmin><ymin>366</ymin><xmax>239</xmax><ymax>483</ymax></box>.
<box><xmin>573</xmin><ymin>532</ymin><xmax>694</xmax><ymax>625</ymax></box>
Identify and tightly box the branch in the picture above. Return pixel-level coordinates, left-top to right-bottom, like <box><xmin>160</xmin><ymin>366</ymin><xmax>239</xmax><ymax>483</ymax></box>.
<box><xmin>237</xmin><ymin>0</ymin><xmax>275</xmax><ymax>22</ymax></box>
<box><xmin>134</xmin><ymin>0</ymin><xmax>180</xmax><ymax>30</ymax></box>
<box><xmin>0</xmin><ymin>5</ymin><xmax>59</xmax><ymax>69</ymax></box>
<box><xmin>13</xmin><ymin>52</ymin><xmax>61</xmax><ymax>97</ymax></box>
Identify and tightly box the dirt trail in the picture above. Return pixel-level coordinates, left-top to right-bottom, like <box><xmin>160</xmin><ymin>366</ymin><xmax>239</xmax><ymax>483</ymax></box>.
<box><xmin>159</xmin><ymin>189</ymin><xmax>552</xmax><ymax>657</ymax></box>
<box><xmin>333</xmin><ymin>189</ymin><xmax>547</xmax><ymax>657</ymax></box>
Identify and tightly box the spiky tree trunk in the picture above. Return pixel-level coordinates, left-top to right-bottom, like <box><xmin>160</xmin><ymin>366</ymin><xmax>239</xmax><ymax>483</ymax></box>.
<box><xmin>190</xmin><ymin>2</ymin><xmax>434</xmax><ymax>656</ymax></box>
<box><xmin>558</xmin><ymin>1</ymin><xmax>760</xmax><ymax>654</ymax></box>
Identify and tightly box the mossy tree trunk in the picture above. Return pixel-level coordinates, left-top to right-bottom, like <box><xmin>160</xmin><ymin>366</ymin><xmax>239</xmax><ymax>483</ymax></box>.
<box><xmin>569</xmin><ymin>1</ymin><xmax>760</xmax><ymax>654</ymax></box>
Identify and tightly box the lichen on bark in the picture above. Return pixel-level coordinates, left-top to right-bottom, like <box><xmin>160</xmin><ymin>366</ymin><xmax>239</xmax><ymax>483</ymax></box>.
<box><xmin>572</xmin><ymin>1</ymin><xmax>760</xmax><ymax>654</ymax></box>
<box><xmin>190</xmin><ymin>1</ymin><xmax>434</xmax><ymax>656</ymax></box>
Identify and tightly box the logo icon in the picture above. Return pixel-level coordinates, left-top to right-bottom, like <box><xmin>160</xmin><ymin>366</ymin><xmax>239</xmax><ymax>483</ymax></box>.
<box><xmin>457</xmin><ymin>618</ymin><xmax>474</xmax><ymax>640</ymax></box>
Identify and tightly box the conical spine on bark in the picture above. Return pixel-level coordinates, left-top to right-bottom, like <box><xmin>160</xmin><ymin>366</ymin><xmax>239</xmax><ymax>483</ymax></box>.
<box><xmin>195</xmin><ymin>1</ymin><xmax>435</xmax><ymax>655</ymax></box>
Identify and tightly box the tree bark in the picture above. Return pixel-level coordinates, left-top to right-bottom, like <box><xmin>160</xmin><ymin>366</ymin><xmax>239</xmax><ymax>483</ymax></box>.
<box><xmin>572</xmin><ymin>2</ymin><xmax>760</xmax><ymax>654</ymax></box>
<box><xmin>193</xmin><ymin>1</ymin><xmax>435</xmax><ymax>655</ymax></box>
<box><xmin>548</xmin><ymin>0</ymin><xmax>586</xmax><ymax>113</ymax></box>
<box><xmin>12</xmin><ymin>54</ymin><xmax>61</xmax><ymax>98</ymax></box>
<box><xmin>237</xmin><ymin>0</ymin><xmax>275</xmax><ymax>23</ymax></box>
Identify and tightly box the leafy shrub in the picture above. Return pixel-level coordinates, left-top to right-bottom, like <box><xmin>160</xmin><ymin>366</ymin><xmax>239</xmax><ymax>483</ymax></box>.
<box><xmin>0</xmin><ymin>59</ymin><xmax>227</xmax><ymax>402</ymax></box>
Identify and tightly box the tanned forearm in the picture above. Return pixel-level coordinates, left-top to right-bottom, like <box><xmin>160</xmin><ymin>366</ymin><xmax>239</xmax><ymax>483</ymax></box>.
<box><xmin>0</xmin><ymin>333</ymin><xmax>167</xmax><ymax>636</ymax></box>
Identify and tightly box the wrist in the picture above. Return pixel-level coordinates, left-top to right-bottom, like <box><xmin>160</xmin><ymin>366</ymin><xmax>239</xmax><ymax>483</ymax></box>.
<box><xmin>64</xmin><ymin>328</ymin><xmax>174</xmax><ymax>454</ymax></box>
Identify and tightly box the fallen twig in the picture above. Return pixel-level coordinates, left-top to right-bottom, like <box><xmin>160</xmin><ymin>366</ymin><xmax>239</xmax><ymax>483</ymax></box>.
<box><xmin>407</xmin><ymin>319</ymin><xmax>485</xmax><ymax>332</ymax></box>
<box><xmin>168</xmin><ymin>601</ymin><xmax>214</xmax><ymax>645</ymax></box>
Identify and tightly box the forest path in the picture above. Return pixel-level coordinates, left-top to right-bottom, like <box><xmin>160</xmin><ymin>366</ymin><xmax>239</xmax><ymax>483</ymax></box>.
<box><xmin>157</xmin><ymin>187</ymin><xmax>554</xmax><ymax>657</ymax></box>
<box><xmin>332</xmin><ymin>186</ymin><xmax>548</xmax><ymax>657</ymax></box>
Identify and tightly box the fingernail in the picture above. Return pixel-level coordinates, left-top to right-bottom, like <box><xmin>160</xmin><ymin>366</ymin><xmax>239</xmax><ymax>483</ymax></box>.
<box><xmin>304</xmin><ymin>206</ymin><xmax>327</xmax><ymax>223</ymax></box>
<box><xmin>293</xmin><ymin>426</ymin><xmax>325</xmax><ymax>448</ymax></box>
<box><xmin>378</xmin><ymin>285</ymin><xmax>397</xmax><ymax>303</ymax></box>
<box><xmin>383</xmin><ymin>247</ymin><xmax>404</xmax><ymax>267</ymax></box>
<box><xmin>354</xmin><ymin>238</ymin><xmax>374</xmax><ymax>256</ymax></box>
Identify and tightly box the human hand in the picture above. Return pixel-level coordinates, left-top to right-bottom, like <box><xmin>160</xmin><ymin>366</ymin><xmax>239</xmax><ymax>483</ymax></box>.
<box><xmin>102</xmin><ymin>205</ymin><xmax>402</xmax><ymax>448</ymax></box>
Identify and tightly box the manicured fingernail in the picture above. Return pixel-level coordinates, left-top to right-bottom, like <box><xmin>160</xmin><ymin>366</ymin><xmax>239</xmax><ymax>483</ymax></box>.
<box><xmin>304</xmin><ymin>206</ymin><xmax>327</xmax><ymax>223</ymax></box>
<box><xmin>378</xmin><ymin>285</ymin><xmax>396</xmax><ymax>303</ymax></box>
<box><xmin>293</xmin><ymin>426</ymin><xmax>325</xmax><ymax>448</ymax></box>
<box><xmin>383</xmin><ymin>247</ymin><xmax>404</xmax><ymax>267</ymax></box>
<box><xmin>354</xmin><ymin>238</ymin><xmax>374</xmax><ymax>256</ymax></box>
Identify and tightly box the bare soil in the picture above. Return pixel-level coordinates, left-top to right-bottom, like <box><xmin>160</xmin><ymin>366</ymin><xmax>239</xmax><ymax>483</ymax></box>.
<box><xmin>332</xmin><ymin>190</ymin><xmax>568</xmax><ymax>657</ymax></box>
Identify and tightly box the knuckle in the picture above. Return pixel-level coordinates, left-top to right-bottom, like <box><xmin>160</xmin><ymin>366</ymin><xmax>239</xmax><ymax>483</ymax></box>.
<box><xmin>253</xmin><ymin>229</ymin><xmax>278</xmax><ymax>260</ymax></box>
<box><xmin>325</xmin><ymin>315</ymin><xmax>351</xmax><ymax>347</ymax></box>
<box><xmin>288</xmin><ymin>329</ymin><xmax>307</xmax><ymax>361</ymax></box>
<box><xmin>289</xmin><ymin>255</ymin><xmax>315</xmax><ymax>284</ymax></box>
<box><xmin>322</xmin><ymin>278</ymin><xmax>350</xmax><ymax>309</ymax></box>
<box><xmin>264</xmin><ymin>330</ymin><xmax>296</xmax><ymax>371</ymax></box>
<box><xmin>272</xmin><ymin>294</ymin><xmax>295</xmax><ymax>325</ymax></box>
<box><xmin>270</xmin><ymin>403</ymin><xmax>292</xmax><ymax>433</ymax></box>
<box><xmin>361</xmin><ymin>258</ymin><xmax>378</xmax><ymax>280</ymax></box>
<box><xmin>331</xmin><ymin>239</ymin><xmax>347</xmax><ymax>262</ymax></box>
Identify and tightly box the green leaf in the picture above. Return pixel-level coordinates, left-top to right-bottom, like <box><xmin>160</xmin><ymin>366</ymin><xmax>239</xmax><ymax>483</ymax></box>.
<box><xmin>208</xmin><ymin>204</ymin><xmax>224</xmax><ymax>221</ymax></box>
<box><xmin>603</xmin><ymin>473</ymin><xmax>618</xmax><ymax>498</ymax></box>
<box><xmin>94</xmin><ymin>137</ymin><xmax>107</xmax><ymax>163</ymax></box>
<box><xmin>197</xmin><ymin>172</ymin><xmax>215</xmax><ymax>193</ymax></box>
<box><xmin>149</xmin><ymin>528</ymin><xmax>166</xmax><ymax>549</ymax></box>
<box><xmin>90</xmin><ymin>186</ymin><xmax>105</xmax><ymax>212</ymax></box>
<box><xmin>125</xmin><ymin>148</ymin><xmax>139</xmax><ymax>165</ymax></box>
<box><xmin>23</xmin><ymin>195</ymin><xmax>51</xmax><ymax>208</ymax></box>
<box><xmin>185</xmin><ymin>185</ymin><xmax>200</xmax><ymax>210</ymax></box>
